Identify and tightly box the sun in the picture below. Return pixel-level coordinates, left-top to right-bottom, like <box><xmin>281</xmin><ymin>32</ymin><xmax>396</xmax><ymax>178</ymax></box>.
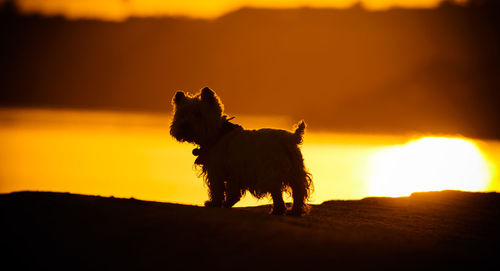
<box><xmin>368</xmin><ymin>137</ymin><xmax>492</xmax><ymax>197</ymax></box>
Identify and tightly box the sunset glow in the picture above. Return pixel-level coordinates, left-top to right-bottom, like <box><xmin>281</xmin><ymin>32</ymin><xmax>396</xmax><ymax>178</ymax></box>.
<box><xmin>368</xmin><ymin>137</ymin><xmax>492</xmax><ymax>197</ymax></box>
<box><xmin>1</xmin><ymin>109</ymin><xmax>498</xmax><ymax>205</ymax></box>
<box><xmin>13</xmin><ymin>0</ymin><xmax>454</xmax><ymax>20</ymax></box>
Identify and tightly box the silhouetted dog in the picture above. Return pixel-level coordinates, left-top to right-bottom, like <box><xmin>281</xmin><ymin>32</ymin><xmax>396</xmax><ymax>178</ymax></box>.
<box><xmin>170</xmin><ymin>87</ymin><xmax>312</xmax><ymax>215</ymax></box>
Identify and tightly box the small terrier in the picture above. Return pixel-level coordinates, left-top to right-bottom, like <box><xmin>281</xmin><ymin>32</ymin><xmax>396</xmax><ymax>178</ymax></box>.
<box><xmin>170</xmin><ymin>87</ymin><xmax>312</xmax><ymax>215</ymax></box>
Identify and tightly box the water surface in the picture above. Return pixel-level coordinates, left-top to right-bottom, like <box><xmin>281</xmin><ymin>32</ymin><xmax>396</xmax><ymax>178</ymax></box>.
<box><xmin>1</xmin><ymin>108</ymin><xmax>498</xmax><ymax>206</ymax></box>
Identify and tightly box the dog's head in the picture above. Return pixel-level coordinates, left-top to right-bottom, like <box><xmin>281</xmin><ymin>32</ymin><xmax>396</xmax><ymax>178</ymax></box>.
<box><xmin>170</xmin><ymin>87</ymin><xmax>224</xmax><ymax>145</ymax></box>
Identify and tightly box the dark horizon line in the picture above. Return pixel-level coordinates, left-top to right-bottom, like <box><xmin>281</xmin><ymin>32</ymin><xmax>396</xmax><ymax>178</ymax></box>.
<box><xmin>4</xmin><ymin>189</ymin><xmax>499</xmax><ymax>205</ymax></box>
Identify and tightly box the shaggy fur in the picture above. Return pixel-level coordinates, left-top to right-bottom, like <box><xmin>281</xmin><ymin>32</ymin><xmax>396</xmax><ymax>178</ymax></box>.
<box><xmin>170</xmin><ymin>87</ymin><xmax>312</xmax><ymax>215</ymax></box>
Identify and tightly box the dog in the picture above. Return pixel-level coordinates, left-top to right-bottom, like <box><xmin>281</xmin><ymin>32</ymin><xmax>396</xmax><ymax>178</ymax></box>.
<box><xmin>170</xmin><ymin>87</ymin><xmax>312</xmax><ymax>215</ymax></box>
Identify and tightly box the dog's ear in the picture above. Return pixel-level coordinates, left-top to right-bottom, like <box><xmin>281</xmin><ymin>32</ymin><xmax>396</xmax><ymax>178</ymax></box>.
<box><xmin>201</xmin><ymin>87</ymin><xmax>217</xmax><ymax>103</ymax></box>
<box><xmin>173</xmin><ymin>91</ymin><xmax>186</xmax><ymax>105</ymax></box>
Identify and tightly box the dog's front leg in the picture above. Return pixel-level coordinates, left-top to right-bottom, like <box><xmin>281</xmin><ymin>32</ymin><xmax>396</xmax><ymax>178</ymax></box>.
<box><xmin>270</xmin><ymin>191</ymin><xmax>287</xmax><ymax>215</ymax></box>
<box><xmin>204</xmin><ymin>176</ymin><xmax>224</xmax><ymax>208</ymax></box>
<box><xmin>223</xmin><ymin>182</ymin><xmax>241</xmax><ymax>208</ymax></box>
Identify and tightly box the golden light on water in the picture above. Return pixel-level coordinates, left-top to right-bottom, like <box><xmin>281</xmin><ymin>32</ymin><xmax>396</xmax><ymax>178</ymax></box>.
<box><xmin>13</xmin><ymin>0</ymin><xmax>452</xmax><ymax>20</ymax></box>
<box><xmin>368</xmin><ymin>137</ymin><xmax>492</xmax><ymax>197</ymax></box>
<box><xmin>0</xmin><ymin>109</ymin><xmax>498</xmax><ymax>205</ymax></box>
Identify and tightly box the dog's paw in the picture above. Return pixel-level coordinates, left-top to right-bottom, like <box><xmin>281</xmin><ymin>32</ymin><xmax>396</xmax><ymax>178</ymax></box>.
<box><xmin>287</xmin><ymin>209</ymin><xmax>304</xmax><ymax>217</ymax></box>
<box><xmin>270</xmin><ymin>206</ymin><xmax>287</xmax><ymax>215</ymax></box>
<box><xmin>222</xmin><ymin>200</ymin><xmax>236</xmax><ymax>208</ymax></box>
<box><xmin>204</xmin><ymin>200</ymin><xmax>222</xmax><ymax>208</ymax></box>
<box><xmin>287</xmin><ymin>205</ymin><xmax>310</xmax><ymax>217</ymax></box>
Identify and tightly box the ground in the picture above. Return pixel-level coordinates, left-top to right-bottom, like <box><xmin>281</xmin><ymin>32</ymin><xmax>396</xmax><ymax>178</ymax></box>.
<box><xmin>2</xmin><ymin>190</ymin><xmax>499</xmax><ymax>270</ymax></box>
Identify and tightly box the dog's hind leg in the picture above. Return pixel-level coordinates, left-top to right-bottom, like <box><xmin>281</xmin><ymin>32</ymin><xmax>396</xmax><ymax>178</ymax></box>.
<box><xmin>290</xmin><ymin>183</ymin><xmax>306</xmax><ymax>216</ymax></box>
<box><xmin>287</xmin><ymin>146</ymin><xmax>312</xmax><ymax>216</ymax></box>
<box><xmin>270</xmin><ymin>190</ymin><xmax>287</xmax><ymax>215</ymax></box>
<box><xmin>289</xmin><ymin>174</ymin><xmax>311</xmax><ymax>216</ymax></box>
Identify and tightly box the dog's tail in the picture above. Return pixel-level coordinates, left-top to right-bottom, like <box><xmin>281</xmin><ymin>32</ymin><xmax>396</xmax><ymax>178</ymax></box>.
<box><xmin>293</xmin><ymin>120</ymin><xmax>306</xmax><ymax>145</ymax></box>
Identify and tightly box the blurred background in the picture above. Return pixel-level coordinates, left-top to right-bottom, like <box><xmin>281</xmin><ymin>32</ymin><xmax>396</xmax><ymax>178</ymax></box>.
<box><xmin>1</xmin><ymin>0</ymin><xmax>499</xmax><ymax>206</ymax></box>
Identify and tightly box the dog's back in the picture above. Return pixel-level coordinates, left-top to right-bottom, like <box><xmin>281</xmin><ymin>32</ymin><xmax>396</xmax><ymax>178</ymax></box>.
<box><xmin>210</xmin><ymin>121</ymin><xmax>311</xmax><ymax>200</ymax></box>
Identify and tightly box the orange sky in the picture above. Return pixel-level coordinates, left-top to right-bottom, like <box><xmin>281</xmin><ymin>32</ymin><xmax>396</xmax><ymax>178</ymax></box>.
<box><xmin>13</xmin><ymin>0</ymin><xmax>464</xmax><ymax>20</ymax></box>
<box><xmin>2</xmin><ymin>0</ymin><xmax>499</xmax><ymax>204</ymax></box>
<box><xmin>2</xmin><ymin>0</ymin><xmax>497</xmax><ymax>139</ymax></box>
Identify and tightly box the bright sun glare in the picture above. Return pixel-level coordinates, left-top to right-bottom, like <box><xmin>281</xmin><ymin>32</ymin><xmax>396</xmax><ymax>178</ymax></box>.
<box><xmin>368</xmin><ymin>137</ymin><xmax>491</xmax><ymax>197</ymax></box>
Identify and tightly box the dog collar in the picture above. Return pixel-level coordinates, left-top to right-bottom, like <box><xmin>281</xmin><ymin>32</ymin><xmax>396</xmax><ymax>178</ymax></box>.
<box><xmin>193</xmin><ymin>116</ymin><xmax>242</xmax><ymax>164</ymax></box>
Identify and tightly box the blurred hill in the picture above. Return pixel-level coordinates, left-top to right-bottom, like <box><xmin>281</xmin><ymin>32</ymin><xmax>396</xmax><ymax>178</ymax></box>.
<box><xmin>1</xmin><ymin>2</ymin><xmax>499</xmax><ymax>138</ymax></box>
<box><xmin>2</xmin><ymin>190</ymin><xmax>499</xmax><ymax>269</ymax></box>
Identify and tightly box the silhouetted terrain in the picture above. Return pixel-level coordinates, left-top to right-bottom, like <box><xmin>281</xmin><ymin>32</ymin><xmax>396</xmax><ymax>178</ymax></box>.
<box><xmin>1</xmin><ymin>2</ymin><xmax>500</xmax><ymax>139</ymax></box>
<box><xmin>2</xmin><ymin>190</ymin><xmax>499</xmax><ymax>270</ymax></box>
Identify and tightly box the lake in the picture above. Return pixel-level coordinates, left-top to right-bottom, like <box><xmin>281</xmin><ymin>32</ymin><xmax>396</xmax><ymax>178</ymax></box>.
<box><xmin>1</xmin><ymin>108</ymin><xmax>498</xmax><ymax>206</ymax></box>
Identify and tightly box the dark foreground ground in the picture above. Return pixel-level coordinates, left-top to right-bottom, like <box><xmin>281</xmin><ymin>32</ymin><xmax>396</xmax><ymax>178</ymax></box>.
<box><xmin>2</xmin><ymin>190</ymin><xmax>499</xmax><ymax>270</ymax></box>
